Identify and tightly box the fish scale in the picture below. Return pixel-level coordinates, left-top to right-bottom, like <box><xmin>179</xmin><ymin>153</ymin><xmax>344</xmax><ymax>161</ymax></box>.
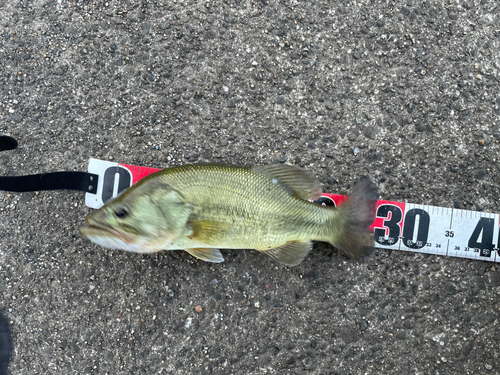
<box><xmin>149</xmin><ymin>164</ymin><xmax>334</xmax><ymax>250</ymax></box>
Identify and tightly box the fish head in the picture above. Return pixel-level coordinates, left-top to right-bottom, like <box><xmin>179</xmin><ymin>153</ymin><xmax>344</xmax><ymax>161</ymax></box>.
<box><xmin>80</xmin><ymin>177</ymin><xmax>193</xmax><ymax>253</ymax></box>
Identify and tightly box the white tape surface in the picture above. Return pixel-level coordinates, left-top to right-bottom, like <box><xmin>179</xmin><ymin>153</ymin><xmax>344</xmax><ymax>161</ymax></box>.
<box><xmin>372</xmin><ymin>202</ymin><xmax>499</xmax><ymax>263</ymax></box>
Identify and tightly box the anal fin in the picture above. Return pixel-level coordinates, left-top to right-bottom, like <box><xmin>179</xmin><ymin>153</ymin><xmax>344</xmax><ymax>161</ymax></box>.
<box><xmin>185</xmin><ymin>248</ymin><xmax>224</xmax><ymax>263</ymax></box>
<box><xmin>262</xmin><ymin>241</ymin><xmax>312</xmax><ymax>266</ymax></box>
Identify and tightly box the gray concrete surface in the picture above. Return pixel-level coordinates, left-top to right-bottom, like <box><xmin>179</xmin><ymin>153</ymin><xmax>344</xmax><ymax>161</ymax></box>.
<box><xmin>1</xmin><ymin>0</ymin><xmax>500</xmax><ymax>374</ymax></box>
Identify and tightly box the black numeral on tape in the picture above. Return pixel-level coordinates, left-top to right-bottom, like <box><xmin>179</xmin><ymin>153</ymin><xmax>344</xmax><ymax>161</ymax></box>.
<box><xmin>102</xmin><ymin>167</ymin><xmax>131</xmax><ymax>202</ymax></box>
<box><xmin>374</xmin><ymin>205</ymin><xmax>431</xmax><ymax>249</ymax></box>
<box><xmin>402</xmin><ymin>209</ymin><xmax>430</xmax><ymax>249</ymax></box>
<box><xmin>468</xmin><ymin>217</ymin><xmax>495</xmax><ymax>257</ymax></box>
<box><xmin>313</xmin><ymin>196</ymin><xmax>336</xmax><ymax>207</ymax></box>
<box><xmin>374</xmin><ymin>205</ymin><xmax>402</xmax><ymax>246</ymax></box>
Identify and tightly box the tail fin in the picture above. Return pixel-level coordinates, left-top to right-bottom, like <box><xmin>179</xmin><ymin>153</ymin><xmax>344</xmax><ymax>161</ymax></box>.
<box><xmin>332</xmin><ymin>177</ymin><xmax>378</xmax><ymax>260</ymax></box>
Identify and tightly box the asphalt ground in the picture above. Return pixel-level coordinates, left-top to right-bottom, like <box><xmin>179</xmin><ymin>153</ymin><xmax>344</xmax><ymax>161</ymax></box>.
<box><xmin>1</xmin><ymin>0</ymin><xmax>500</xmax><ymax>374</ymax></box>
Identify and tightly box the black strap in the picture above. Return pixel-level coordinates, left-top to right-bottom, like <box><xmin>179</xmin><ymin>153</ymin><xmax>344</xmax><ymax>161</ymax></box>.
<box><xmin>0</xmin><ymin>137</ymin><xmax>98</xmax><ymax>194</ymax></box>
<box><xmin>0</xmin><ymin>172</ymin><xmax>98</xmax><ymax>193</ymax></box>
<box><xmin>0</xmin><ymin>312</ymin><xmax>12</xmax><ymax>375</ymax></box>
<box><xmin>0</xmin><ymin>136</ymin><xmax>17</xmax><ymax>151</ymax></box>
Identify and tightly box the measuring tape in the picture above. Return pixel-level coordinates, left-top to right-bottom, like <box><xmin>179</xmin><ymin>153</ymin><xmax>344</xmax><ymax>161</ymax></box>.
<box><xmin>86</xmin><ymin>158</ymin><xmax>500</xmax><ymax>264</ymax></box>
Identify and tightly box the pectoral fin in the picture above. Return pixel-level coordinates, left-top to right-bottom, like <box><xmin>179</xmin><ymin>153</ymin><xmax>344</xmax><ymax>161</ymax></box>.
<box><xmin>262</xmin><ymin>241</ymin><xmax>312</xmax><ymax>266</ymax></box>
<box><xmin>185</xmin><ymin>248</ymin><xmax>224</xmax><ymax>263</ymax></box>
<box><xmin>188</xmin><ymin>220</ymin><xmax>231</xmax><ymax>245</ymax></box>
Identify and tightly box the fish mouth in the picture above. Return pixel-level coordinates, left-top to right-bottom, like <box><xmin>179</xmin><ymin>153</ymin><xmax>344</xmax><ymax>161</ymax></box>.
<box><xmin>80</xmin><ymin>222</ymin><xmax>133</xmax><ymax>244</ymax></box>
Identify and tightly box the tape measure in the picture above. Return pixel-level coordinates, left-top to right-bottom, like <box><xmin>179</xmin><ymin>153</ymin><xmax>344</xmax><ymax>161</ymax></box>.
<box><xmin>86</xmin><ymin>158</ymin><xmax>500</xmax><ymax>264</ymax></box>
<box><xmin>319</xmin><ymin>194</ymin><xmax>499</xmax><ymax>263</ymax></box>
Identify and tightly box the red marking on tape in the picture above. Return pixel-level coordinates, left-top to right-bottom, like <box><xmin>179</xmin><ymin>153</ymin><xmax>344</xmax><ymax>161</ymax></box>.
<box><xmin>119</xmin><ymin>163</ymin><xmax>161</xmax><ymax>185</ymax></box>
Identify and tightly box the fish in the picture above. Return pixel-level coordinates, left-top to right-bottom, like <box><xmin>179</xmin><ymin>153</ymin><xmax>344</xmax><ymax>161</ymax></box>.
<box><xmin>80</xmin><ymin>163</ymin><xmax>378</xmax><ymax>266</ymax></box>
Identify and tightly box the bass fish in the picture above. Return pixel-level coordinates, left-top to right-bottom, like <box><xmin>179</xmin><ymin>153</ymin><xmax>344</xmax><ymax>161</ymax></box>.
<box><xmin>80</xmin><ymin>164</ymin><xmax>378</xmax><ymax>266</ymax></box>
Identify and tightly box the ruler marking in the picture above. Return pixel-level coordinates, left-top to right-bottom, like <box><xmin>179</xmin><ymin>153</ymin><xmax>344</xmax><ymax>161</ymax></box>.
<box><xmin>446</xmin><ymin>208</ymin><xmax>454</xmax><ymax>258</ymax></box>
<box><xmin>494</xmin><ymin>213</ymin><xmax>499</xmax><ymax>264</ymax></box>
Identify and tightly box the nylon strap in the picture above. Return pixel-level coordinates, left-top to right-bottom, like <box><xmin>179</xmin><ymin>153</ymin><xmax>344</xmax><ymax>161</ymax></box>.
<box><xmin>0</xmin><ymin>136</ymin><xmax>98</xmax><ymax>194</ymax></box>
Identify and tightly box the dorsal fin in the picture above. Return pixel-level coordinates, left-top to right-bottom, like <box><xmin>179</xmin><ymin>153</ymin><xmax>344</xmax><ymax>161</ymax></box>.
<box><xmin>252</xmin><ymin>164</ymin><xmax>322</xmax><ymax>200</ymax></box>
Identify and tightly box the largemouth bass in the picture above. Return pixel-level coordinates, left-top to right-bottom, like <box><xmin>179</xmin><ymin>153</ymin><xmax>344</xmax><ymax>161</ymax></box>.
<box><xmin>80</xmin><ymin>164</ymin><xmax>378</xmax><ymax>266</ymax></box>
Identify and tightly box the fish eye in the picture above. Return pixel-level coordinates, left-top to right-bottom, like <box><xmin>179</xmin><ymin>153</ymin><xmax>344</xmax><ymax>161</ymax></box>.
<box><xmin>115</xmin><ymin>207</ymin><xmax>129</xmax><ymax>219</ymax></box>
